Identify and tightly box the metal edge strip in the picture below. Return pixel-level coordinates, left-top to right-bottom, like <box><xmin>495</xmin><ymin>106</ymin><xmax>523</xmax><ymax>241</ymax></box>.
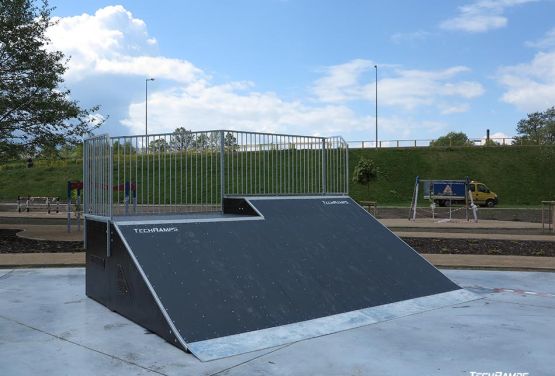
<box><xmin>112</xmin><ymin>223</ymin><xmax>190</xmax><ymax>352</ymax></box>
<box><xmin>244</xmin><ymin>198</ymin><xmax>264</xmax><ymax>218</ymax></box>
<box><xmin>244</xmin><ymin>195</ymin><xmax>348</xmax><ymax>201</ymax></box>
<box><xmin>84</xmin><ymin>214</ymin><xmax>111</xmax><ymax>223</ymax></box>
<box><xmin>114</xmin><ymin>215</ymin><xmax>264</xmax><ymax>226</ymax></box>
<box><xmin>188</xmin><ymin>288</ymin><xmax>480</xmax><ymax>361</ymax></box>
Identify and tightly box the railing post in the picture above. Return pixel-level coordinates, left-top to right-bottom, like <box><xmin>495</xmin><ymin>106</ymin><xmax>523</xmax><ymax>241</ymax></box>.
<box><xmin>345</xmin><ymin>140</ymin><xmax>349</xmax><ymax>195</ymax></box>
<box><xmin>220</xmin><ymin>130</ymin><xmax>225</xmax><ymax>210</ymax></box>
<box><xmin>108</xmin><ymin>136</ymin><xmax>113</xmax><ymax>219</ymax></box>
<box><xmin>322</xmin><ymin>138</ymin><xmax>327</xmax><ymax>194</ymax></box>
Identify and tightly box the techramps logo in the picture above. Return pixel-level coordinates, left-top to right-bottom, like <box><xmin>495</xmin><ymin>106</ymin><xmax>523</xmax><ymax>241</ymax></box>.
<box><xmin>469</xmin><ymin>372</ymin><xmax>529</xmax><ymax>376</ymax></box>
<box><xmin>133</xmin><ymin>227</ymin><xmax>178</xmax><ymax>234</ymax></box>
<box><xmin>322</xmin><ymin>200</ymin><xmax>349</xmax><ymax>205</ymax></box>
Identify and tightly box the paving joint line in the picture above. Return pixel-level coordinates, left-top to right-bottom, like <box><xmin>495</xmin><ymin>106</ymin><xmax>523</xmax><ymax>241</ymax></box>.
<box><xmin>483</xmin><ymin>297</ymin><xmax>555</xmax><ymax>310</ymax></box>
<box><xmin>0</xmin><ymin>314</ymin><xmax>169</xmax><ymax>376</ymax></box>
<box><xmin>208</xmin><ymin>343</ymin><xmax>294</xmax><ymax>376</ymax></box>
<box><xmin>0</xmin><ymin>269</ymin><xmax>15</xmax><ymax>281</ymax></box>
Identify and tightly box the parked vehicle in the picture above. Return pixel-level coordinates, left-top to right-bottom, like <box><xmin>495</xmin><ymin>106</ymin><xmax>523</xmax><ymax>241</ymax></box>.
<box><xmin>424</xmin><ymin>180</ymin><xmax>498</xmax><ymax>207</ymax></box>
<box><xmin>468</xmin><ymin>181</ymin><xmax>498</xmax><ymax>207</ymax></box>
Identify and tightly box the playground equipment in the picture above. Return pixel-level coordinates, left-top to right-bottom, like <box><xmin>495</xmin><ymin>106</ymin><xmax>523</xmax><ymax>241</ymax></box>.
<box><xmin>83</xmin><ymin>130</ymin><xmax>476</xmax><ymax>361</ymax></box>
<box><xmin>66</xmin><ymin>181</ymin><xmax>83</xmax><ymax>232</ymax></box>
<box><xmin>409</xmin><ymin>176</ymin><xmax>478</xmax><ymax>222</ymax></box>
<box><xmin>542</xmin><ymin>201</ymin><xmax>555</xmax><ymax>233</ymax></box>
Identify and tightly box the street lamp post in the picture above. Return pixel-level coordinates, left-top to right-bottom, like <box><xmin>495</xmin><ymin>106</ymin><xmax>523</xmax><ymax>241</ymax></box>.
<box><xmin>145</xmin><ymin>78</ymin><xmax>155</xmax><ymax>135</ymax></box>
<box><xmin>374</xmin><ymin>65</ymin><xmax>378</xmax><ymax>149</ymax></box>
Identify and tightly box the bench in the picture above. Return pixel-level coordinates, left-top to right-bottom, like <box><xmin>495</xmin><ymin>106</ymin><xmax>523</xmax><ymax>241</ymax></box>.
<box><xmin>17</xmin><ymin>196</ymin><xmax>60</xmax><ymax>213</ymax></box>
<box><xmin>359</xmin><ymin>200</ymin><xmax>378</xmax><ymax>216</ymax></box>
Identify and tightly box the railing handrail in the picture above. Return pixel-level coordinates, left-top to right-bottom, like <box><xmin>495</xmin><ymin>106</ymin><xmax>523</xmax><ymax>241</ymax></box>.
<box><xmin>107</xmin><ymin>129</ymin><xmax>342</xmax><ymax>141</ymax></box>
<box><xmin>347</xmin><ymin>137</ymin><xmax>518</xmax><ymax>148</ymax></box>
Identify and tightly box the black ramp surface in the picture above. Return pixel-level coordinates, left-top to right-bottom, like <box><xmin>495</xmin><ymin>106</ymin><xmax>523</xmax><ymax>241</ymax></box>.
<box><xmin>116</xmin><ymin>197</ymin><xmax>462</xmax><ymax>346</ymax></box>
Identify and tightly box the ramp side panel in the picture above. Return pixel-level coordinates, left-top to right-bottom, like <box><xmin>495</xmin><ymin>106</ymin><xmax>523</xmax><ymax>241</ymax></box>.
<box><xmin>116</xmin><ymin>197</ymin><xmax>461</xmax><ymax>345</ymax></box>
<box><xmin>85</xmin><ymin>219</ymin><xmax>184</xmax><ymax>350</ymax></box>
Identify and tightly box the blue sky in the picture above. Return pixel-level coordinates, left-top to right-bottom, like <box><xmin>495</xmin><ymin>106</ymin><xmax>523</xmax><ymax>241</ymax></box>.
<box><xmin>48</xmin><ymin>0</ymin><xmax>555</xmax><ymax>142</ymax></box>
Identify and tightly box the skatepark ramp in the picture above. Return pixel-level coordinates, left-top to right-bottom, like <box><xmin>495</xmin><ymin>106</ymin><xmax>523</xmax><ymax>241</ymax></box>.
<box><xmin>83</xmin><ymin>130</ymin><xmax>476</xmax><ymax>361</ymax></box>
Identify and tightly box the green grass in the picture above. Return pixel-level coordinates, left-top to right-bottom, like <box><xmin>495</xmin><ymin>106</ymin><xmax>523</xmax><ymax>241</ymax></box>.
<box><xmin>349</xmin><ymin>145</ymin><xmax>555</xmax><ymax>206</ymax></box>
<box><xmin>0</xmin><ymin>159</ymin><xmax>82</xmax><ymax>200</ymax></box>
<box><xmin>1</xmin><ymin>146</ymin><xmax>553</xmax><ymax>206</ymax></box>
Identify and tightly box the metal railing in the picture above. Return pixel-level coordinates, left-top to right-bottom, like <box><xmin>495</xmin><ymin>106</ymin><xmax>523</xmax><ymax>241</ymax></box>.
<box><xmin>348</xmin><ymin>137</ymin><xmax>516</xmax><ymax>149</ymax></box>
<box><xmin>542</xmin><ymin>201</ymin><xmax>555</xmax><ymax>233</ymax></box>
<box><xmin>83</xmin><ymin>130</ymin><xmax>349</xmax><ymax>217</ymax></box>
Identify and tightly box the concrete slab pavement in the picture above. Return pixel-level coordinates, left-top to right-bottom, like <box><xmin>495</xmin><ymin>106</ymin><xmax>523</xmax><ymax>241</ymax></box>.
<box><xmin>0</xmin><ymin>268</ymin><xmax>553</xmax><ymax>375</ymax></box>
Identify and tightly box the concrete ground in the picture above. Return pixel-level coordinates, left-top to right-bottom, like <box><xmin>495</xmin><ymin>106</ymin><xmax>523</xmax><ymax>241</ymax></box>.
<box><xmin>0</xmin><ymin>268</ymin><xmax>554</xmax><ymax>376</ymax></box>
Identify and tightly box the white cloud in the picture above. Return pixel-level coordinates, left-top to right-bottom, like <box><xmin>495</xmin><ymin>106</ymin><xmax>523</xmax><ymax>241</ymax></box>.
<box><xmin>440</xmin><ymin>104</ymin><xmax>471</xmax><ymax>114</ymax></box>
<box><xmin>390</xmin><ymin>30</ymin><xmax>432</xmax><ymax>44</ymax></box>
<box><xmin>526</xmin><ymin>27</ymin><xmax>555</xmax><ymax>49</ymax></box>
<box><xmin>497</xmin><ymin>51</ymin><xmax>555</xmax><ymax>111</ymax></box>
<box><xmin>122</xmin><ymin>83</ymin><xmax>371</xmax><ymax>137</ymax></box>
<box><xmin>46</xmin><ymin>6</ymin><xmax>459</xmax><ymax>140</ymax></box>
<box><xmin>440</xmin><ymin>0</ymin><xmax>537</xmax><ymax>33</ymax></box>
<box><xmin>312</xmin><ymin>59</ymin><xmax>375</xmax><ymax>102</ymax></box>
<box><xmin>313</xmin><ymin>60</ymin><xmax>484</xmax><ymax>112</ymax></box>
<box><xmin>47</xmin><ymin>5</ymin><xmax>202</xmax><ymax>82</ymax></box>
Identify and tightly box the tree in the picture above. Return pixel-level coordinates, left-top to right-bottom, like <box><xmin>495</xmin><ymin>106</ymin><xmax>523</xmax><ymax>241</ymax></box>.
<box><xmin>193</xmin><ymin>134</ymin><xmax>209</xmax><ymax>150</ymax></box>
<box><xmin>0</xmin><ymin>0</ymin><xmax>103</xmax><ymax>161</ymax></box>
<box><xmin>430</xmin><ymin>132</ymin><xmax>473</xmax><ymax>147</ymax></box>
<box><xmin>352</xmin><ymin>158</ymin><xmax>379</xmax><ymax>192</ymax></box>
<box><xmin>149</xmin><ymin>138</ymin><xmax>168</xmax><ymax>150</ymax></box>
<box><xmin>514</xmin><ymin>107</ymin><xmax>555</xmax><ymax>145</ymax></box>
<box><xmin>483</xmin><ymin>138</ymin><xmax>500</xmax><ymax>147</ymax></box>
<box><xmin>224</xmin><ymin>132</ymin><xmax>238</xmax><ymax>151</ymax></box>
<box><xmin>112</xmin><ymin>140</ymin><xmax>136</xmax><ymax>154</ymax></box>
<box><xmin>172</xmin><ymin>127</ymin><xmax>194</xmax><ymax>150</ymax></box>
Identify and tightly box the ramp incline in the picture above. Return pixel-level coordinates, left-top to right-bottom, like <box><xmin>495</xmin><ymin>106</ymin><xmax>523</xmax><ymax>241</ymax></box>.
<box><xmin>85</xmin><ymin>196</ymin><xmax>476</xmax><ymax>361</ymax></box>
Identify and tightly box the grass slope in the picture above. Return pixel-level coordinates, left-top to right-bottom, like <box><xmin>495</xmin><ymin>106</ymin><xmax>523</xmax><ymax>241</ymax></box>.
<box><xmin>349</xmin><ymin>146</ymin><xmax>555</xmax><ymax>206</ymax></box>
<box><xmin>1</xmin><ymin>146</ymin><xmax>553</xmax><ymax>206</ymax></box>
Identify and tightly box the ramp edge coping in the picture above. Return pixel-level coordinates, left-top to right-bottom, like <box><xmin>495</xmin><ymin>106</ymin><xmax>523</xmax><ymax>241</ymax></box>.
<box><xmin>114</xmin><ymin>216</ymin><xmax>264</xmax><ymax>226</ymax></box>
<box><xmin>188</xmin><ymin>288</ymin><xmax>479</xmax><ymax>361</ymax></box>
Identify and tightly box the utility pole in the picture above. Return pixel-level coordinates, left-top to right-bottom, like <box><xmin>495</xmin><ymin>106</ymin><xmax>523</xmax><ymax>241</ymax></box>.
<box><xmin>374</xmin><ymin>65</ymin><xmax>378</xmax><ymax>149</ymax></box>
<box><xmin>145</xmin><ymin>78</ymin><xmax>155</xmax><ymax>135</ymax></box>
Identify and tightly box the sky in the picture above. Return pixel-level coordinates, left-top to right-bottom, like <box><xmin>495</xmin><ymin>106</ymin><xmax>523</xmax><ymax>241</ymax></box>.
<box><xmin>47</xmin><ymin>0</ymin><xmax>555</xmax><ymax>142</ymax></box>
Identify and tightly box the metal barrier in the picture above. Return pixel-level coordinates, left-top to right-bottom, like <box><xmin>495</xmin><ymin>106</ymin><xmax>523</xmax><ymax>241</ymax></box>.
<box><xmin>542</xmin><ymin>201</ymin><xmax>555</xmax><ymax>233</ymax></box>
<box><xmin>83</xmin><ymin>130</ymin><xmax>349</xmax><ymax>218</ymax></box>
<box><xmin>348</xmin><ymin>137</ymin><xmax>516</xmax><ymax>149</ymax></box>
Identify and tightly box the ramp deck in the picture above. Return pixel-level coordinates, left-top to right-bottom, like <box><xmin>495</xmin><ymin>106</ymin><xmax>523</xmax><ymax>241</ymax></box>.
<box><xmin>86</xmin><ymin>196</ymin><xmax>477</xmax><ymax>361</ymax></box>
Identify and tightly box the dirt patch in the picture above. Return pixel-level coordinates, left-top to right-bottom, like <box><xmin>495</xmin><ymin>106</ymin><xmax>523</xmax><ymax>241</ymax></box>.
<box><xmin>404</xmin><ymin>237</ymin><xmax>555</xmax><ymax>257</ymax></box>
<box><xmin>0</xmin><ymin>229</ymin><xmax>83</xmax><ymax>253</ymax></box>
